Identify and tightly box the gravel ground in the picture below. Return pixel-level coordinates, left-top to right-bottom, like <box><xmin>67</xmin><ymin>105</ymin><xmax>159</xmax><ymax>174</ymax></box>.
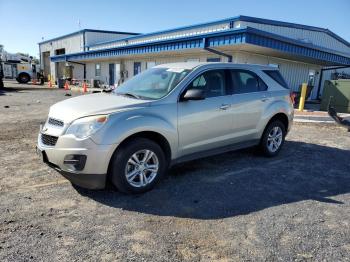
<box><xmin>1</xmin><ymin>82</ymin><xmax>350</xmax><ymax>262</ymax></box>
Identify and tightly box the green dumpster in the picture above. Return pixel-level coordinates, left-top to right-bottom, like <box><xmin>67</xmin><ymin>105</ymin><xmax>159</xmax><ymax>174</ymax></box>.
<box><xmin>320</xmin><ymin>80</ymin><xmax>350</xmax><ymax>113</ymax></box>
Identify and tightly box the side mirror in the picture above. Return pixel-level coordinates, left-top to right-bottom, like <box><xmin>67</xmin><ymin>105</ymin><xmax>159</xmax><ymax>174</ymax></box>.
<box><xmin>181</xmin><ymin>88</ymin><xmax>205</xmax><ymax>101</ymax></box>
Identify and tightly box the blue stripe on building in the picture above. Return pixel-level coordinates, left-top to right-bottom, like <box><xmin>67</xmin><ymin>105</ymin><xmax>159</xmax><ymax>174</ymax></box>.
<box><xmin>51</xmin><ymin>27</ymin><xmax>350</xmax><ymax>66</ymax></box>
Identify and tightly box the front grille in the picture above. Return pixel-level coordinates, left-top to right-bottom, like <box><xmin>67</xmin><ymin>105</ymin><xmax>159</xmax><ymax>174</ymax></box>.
<box><xmin>41</xmin><ymin>133</ymin><xmax>58</xmax><ymax>146</ymax></box>
<box><xmin>48</xmin><ymin>117</ymin><xmax>64</xmax><ymax>127</ymax></box>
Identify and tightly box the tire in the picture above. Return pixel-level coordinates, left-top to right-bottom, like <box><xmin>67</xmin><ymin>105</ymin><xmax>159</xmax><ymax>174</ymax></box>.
<box><xmin>110</xmin><ymin>138</ymin><xmax>167</xmax><ymax>194</ymax></box>
<box><xmin>17</xmin><ymin>73</ymin><xmax>30</xmax><ymax>84</ymax></box>
<box><xmin>260</xmin><ymin>120</ymin><xmax>286</xmax><ymax>157</ymax></box>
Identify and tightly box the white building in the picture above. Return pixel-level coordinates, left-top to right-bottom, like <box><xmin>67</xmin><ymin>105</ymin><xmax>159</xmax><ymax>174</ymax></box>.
<box><xmin>39</xmin><ymin>15</ymin><xmax>350</xmax><ymax>99</ymax></box>
<box><xmin>38</xmin><ymin>29</ymin><xmax>139</xmax><ymax>81</ymax></box>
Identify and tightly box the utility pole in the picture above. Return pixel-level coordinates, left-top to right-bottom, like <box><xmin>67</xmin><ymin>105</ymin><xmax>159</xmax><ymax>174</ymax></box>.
<box><xmin>0</xmin><ymin>63</ymin><xmax>3</xmax><ymax>89</ymax></box>
<box><xmin>0</xmin><ymin>45</ymin><xmax>4</xmax><ymax>89</ymax></box>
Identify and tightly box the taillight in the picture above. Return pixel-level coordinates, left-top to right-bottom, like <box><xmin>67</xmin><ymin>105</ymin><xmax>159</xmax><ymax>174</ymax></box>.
<box><xmin>290</xmin><ymin>92</ymin><xmax>296</xmax><ymax>105</ymax></box>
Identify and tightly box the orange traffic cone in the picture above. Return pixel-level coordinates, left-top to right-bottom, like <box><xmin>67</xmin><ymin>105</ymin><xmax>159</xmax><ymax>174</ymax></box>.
<box><xmin>82</xmin><ymin>82</ymin><xmax>87</xmax><ymax>93</ymax></box>
<box><xmin>48</xmin><ymin>80</ymin><xmax>52</xmax><ymax>88</ymax></box>
<box><xmin>64</xmin><ymin>80</ymin><xmax>69</xmax><ymax>90</ymax></box>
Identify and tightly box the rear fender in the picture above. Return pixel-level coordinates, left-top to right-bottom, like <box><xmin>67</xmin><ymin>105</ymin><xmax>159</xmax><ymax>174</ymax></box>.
<box><xmin>258</xmin><ymin>99</ymin><xmax>293</xmax><ymax>137</ymax></box>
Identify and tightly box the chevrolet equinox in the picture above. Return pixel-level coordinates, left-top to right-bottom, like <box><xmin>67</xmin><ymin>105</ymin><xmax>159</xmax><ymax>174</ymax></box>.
<box><xmin>37</xmin><ymin>62</ymin><xmax>294</xmax><ymax>193</ymax></box>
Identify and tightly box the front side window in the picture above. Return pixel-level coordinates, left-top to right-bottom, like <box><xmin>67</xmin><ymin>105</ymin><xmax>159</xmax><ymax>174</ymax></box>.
<box><xmin>114</xmin><ymin>67</ymin><xmax>191</xmax><ymax>100</ymax></box>
<box><xmin>95</xmin><ymin>63</ymin><xmax>101</xmax><ymax>77</ymax></box>
<box><xmin>188</xmin><ymin>70</ymin><xmax>227</xmax><ymax>98</ymax></box>
<box><xmin>231</xmin><ymin>70</ymin><xmax>267</xmax><ymax>94</ymax></box>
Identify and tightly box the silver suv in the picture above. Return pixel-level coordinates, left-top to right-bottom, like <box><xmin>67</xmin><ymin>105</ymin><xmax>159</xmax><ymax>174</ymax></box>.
<box><xmin>37</xmin><ymin>63</ymin><xmax>294</xmax><ymax>193</ymax></box>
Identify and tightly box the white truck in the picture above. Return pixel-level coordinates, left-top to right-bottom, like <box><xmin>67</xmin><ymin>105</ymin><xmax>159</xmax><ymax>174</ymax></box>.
<box><xmin>0</xmin><ymin>47</ymin><xmax>38</xmax><ymax>84</ymax></box>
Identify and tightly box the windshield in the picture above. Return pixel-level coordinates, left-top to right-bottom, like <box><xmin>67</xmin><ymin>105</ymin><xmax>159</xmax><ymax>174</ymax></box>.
<box><xmin>114</xmin><ymin>67</ymin><xmax>191</xmax><ymax>99</ymax></box>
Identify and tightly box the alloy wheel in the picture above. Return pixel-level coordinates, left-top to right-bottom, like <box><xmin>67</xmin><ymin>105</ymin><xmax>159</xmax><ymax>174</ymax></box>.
<box><xmin>267</xmin><ymin>126</ymin><xmax>283</xmax><ymax>153</ymax></box>
<box><xmin>125</xmin><ymin>149</ymin><xmax>159</xmax><ymax>188</ymax></box>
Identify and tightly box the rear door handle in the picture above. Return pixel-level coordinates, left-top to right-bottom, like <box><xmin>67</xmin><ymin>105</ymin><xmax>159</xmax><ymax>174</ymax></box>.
<box><xmin>219</xmin><ymin>104</ymin><xmax>230</xmax><ymax>110</ymax></box>
<box><xmin>261</xmin><ymin>95</ymin><xmax>269</xmax><ymax>102</ymax></box>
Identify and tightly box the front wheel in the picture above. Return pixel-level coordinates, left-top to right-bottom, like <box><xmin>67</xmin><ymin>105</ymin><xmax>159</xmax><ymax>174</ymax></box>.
<box><xmin>260</xmin><ymin>120</ymin><xmax>286</xmax><ymax>157</ymax></box>
<box><xmin>110</xmin><ymin>138</ymin><xmax>167</xmax><ymax>194</ymax></box>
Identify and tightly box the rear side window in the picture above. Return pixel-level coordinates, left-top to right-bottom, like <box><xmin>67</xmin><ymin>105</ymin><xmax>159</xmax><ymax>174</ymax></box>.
<box><xmin>230</xmin><ymin>70</ymin><xmax>268</xmax><ymax>94</ymax></box>
<box><xmin>264</xmin><ymin>70</ymin><xmax>289</xmax><ymax>89</ymax></box>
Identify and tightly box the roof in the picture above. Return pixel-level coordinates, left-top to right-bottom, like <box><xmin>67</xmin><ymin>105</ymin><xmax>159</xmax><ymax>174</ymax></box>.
<box><xmin>154</xmin><ymin>62</ymin><xmax>277</xmax><ymax>70</ymax></box>
<box><xmin>238</xmin><ymin>16</ymin><xmax>350</xmax><ymax>47</ymax></box>
<box><xmin>154</xmin><ymin>62</ymin><xmax>207</xmax><ymax>70</ymax></box>
<box><xmin>86</xmin><ymin>15</ymin><xmax>350</xmax><ymax>49</ymax></box>
<box><xmin>50</xmin><ymin>27</ymin><xmax>350</xmax><ymax>66</ymax></box>
<box><xmin>38</xmin><ymin>29</ymin><xmax>140</xmax><ymax>45</ymax></box>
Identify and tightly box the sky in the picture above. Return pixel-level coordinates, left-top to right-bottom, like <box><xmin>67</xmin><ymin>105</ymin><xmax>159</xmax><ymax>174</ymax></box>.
<box><xmin>0</xmin><ymin>0</ymin><xmax>349</xmax><ymax>57</ymax></box>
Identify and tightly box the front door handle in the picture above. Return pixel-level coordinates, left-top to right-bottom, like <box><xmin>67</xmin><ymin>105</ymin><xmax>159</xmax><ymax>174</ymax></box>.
<box><xmin>261</xmin><ymin>95</ymin><xmax>269</xmax><ymax>102</ymax></box>
<box><xmin>219</xmin><ymin>104</ymin><xmax>230</xmax><ymax>110</ymax></box>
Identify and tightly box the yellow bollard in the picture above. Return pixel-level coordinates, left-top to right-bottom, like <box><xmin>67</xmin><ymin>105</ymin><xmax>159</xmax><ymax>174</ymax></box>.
<box><xmin>298</xmin><ymin>83</ymin><xmax>307</xmax><ymax>111</ymax></box>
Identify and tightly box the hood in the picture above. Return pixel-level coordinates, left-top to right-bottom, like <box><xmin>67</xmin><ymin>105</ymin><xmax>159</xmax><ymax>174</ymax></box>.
<box><xmin>49</xmin><ymin>93</ymin><xmax>151</xmax><ymax>123</ymax></box>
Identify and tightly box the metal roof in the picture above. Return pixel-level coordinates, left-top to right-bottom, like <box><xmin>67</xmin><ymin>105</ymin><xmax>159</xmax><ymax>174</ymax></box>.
<box><xmin>86</xmin><ymin>15</ymin><xmax>350</xmax><ymax>49</ymax></box>
<box><xmin>238</xmin><ymin>16</ymin><xmax>350</xmax><ymax>47</ymax></box>
<box><xmin>51</xmin><ymin>27</ymin><xmax>350</xmax><ymax>66</ymax></box>
<box><xmin>38</xmin><ymin>29</ymin><xmax>140</xmax><ymax>45</ymax></box>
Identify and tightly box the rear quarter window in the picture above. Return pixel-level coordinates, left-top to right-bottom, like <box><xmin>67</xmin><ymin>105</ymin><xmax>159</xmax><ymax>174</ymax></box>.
<box><xmin>263</xmin><ymin>70</ymin><xmax>289</xmax><ymax>89</ymax></box>
<box><xmin>230</xmin><ymin>70</ymin><xmax>268</xmax><ymax>94</ymax></box>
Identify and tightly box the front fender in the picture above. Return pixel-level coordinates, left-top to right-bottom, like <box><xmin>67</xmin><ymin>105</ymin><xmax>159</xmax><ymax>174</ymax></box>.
<box><xmin>92</xmin><ymin>110</ymin><xmax>178</xmax><ymax>158</ymax></box>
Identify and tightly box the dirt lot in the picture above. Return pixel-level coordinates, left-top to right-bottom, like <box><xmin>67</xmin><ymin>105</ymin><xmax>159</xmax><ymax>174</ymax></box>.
<box><xmin>1</xmin><ymin>82</ymin><xmax>350</xmax><ymax>261</ymax></box>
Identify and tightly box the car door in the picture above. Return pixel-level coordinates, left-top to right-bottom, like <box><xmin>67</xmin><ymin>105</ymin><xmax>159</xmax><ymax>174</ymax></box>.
<box><xmin>177</xmin><ymin>69</ymin><xmax>233</xmax><ymax>157</ymax></box>
<box><xmin>229</xmin><ymin>69</ymin><xmax>270</xmax><ymax>141</ymax></box>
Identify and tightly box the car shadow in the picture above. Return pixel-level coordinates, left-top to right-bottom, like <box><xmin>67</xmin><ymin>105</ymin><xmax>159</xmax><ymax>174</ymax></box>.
<box><xmin>74</xmin><ymin>141</ymin><xmax>350</xmax><ymax>219</ymax></box>
<box><xmin>0</xmin><ymin>86</ymin><xmax>50</xmax><ymax>96</ymax></box>
<box><xmin>0</xmin><ymin>87</ymin><xmax>19</xmax><ymax>96</ymax></box>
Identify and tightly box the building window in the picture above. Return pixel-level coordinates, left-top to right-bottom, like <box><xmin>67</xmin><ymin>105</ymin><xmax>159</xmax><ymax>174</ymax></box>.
<box><xmin>134</xmin><ymin>62</ymin><xmax>141</xmax><ymax>76</ymax></box>
<box><xmin>308</xmin><ymin>69</ymin><xmax>316</xmax><ymax>87</ymax></box>
<box><xmin>95</xmin><ymin>63</ymin><xmax>101</xmax><ymax>77</ymax></box>
<box><xmin>55</xmin><ymin>48</ymin><xmax>65</xmax><ymax>55</ymax></box>
<box><xmin>207</xmin><ymin>57</ymin><xmax>221</xmax><ymax>62</ymax></box>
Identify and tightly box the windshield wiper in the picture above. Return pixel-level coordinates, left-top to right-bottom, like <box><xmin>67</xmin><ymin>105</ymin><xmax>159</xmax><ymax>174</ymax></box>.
<box><xmin>117</xmin><ymin>92</ymin><xmax>141</xmax><ymax>99</ymax></box>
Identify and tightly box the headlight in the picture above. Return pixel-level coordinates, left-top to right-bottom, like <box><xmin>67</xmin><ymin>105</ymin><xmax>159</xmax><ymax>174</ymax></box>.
<box><xmin>65</xmin><ymin>115</ymin><xmax>108</xmax><ymax>139</ymax></box>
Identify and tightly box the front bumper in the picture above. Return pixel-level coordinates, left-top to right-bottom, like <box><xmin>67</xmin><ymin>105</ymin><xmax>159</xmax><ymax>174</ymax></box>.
<box><xmin>39</xmin><ymin>151</ymin><xmax>106</xmax><ymax>189</ymax></box>
<box><xmin>37</xmin><ymin>132</ymin><xmax>118</xmax><ymax>189</ymax></box>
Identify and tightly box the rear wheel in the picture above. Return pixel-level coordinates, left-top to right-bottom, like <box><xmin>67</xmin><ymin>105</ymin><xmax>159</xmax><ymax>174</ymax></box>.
<box><xmin>260</xmin><ymin>120</ymin><xmax>286</xmax><ymax>157</ymax></box>
<box><xmin>110</xmin><ymin>138</ymin><xmax>167</xmax><ymax>194</ymax></box>
<box><xmin>17</xmin><ymin>73</ymin><xmax>30</xmax><ymax>84</ymax></box>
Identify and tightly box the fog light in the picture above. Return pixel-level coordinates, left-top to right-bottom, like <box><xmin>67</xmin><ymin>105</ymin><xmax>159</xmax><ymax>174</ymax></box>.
<box><xmin>64</xmin><ymin>155</ymin><xmax>87</xmax><ymax>171</ymax></box>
